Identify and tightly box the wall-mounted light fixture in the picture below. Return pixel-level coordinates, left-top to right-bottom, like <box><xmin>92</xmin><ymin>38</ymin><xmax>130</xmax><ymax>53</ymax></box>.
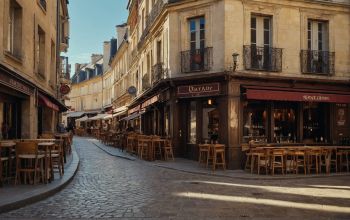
<box><xmin>208</xmin><ymin>99</ymin><xmax>213</xmax><ymax>105</ymax></box>
<box><xmin>232</xmin><ymin>53</ymin><xmax>239</xmax><ymax>72</ymax></box>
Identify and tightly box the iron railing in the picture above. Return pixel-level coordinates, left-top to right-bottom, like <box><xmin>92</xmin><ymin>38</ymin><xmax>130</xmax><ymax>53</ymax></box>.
<box><xmin>300</xmin><ymin>50</ymin><xmax>335</xmax><ymax>75</ymax></box>
<box><xmin>181</xmin><ymin>47</ymin><xmax>213</xmax><ymax>73</ymax></box>
<box><xmin>142</xmin><ymin>74</ymin><xmax>151</xmax><ymax>91</ymax></box>
<box><xmin>243</xmin><ymin>45</ymin><xmax>282</xmax><ymax>72</ymax></box>
<box><xmin>151</xmin><ymin>63</ymin><xmax>168</xmax><ymax>85</ymax></box>
<box><xmin>138</xmin><ymin>0</ymin><xmax>165</xmax><ymax>49</ymax></box>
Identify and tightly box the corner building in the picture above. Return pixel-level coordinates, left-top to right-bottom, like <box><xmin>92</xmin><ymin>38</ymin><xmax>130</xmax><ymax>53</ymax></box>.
<box><xmin>113</xmin><ymin>0</ymin><xmax>350</xmax><ymax>169</ymax></box>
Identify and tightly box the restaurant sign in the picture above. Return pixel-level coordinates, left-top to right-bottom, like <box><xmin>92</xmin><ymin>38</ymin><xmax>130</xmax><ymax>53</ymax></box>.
<box><xmin>128</xmin><ymin>105</ymin><xmax>140</xmax><ymax>115</ymax></box>
<box><xmin>0</xmin><ymin>70</ymin><xmax>34</xmax><ymax>95</ymax></box>
<box><xmin>141</xmin><ymin>95</ymin><xmax>159</xmax><ymax>109</ymax></box>
<box><xmin>177</xmin><ymin>83</ymin><xmax>220</xmax><ymax>98</ymax></box>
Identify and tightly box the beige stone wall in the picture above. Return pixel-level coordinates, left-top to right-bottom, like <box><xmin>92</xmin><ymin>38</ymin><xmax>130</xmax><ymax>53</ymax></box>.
<box><xmin>224</xmin><ymin>0</ymin><xmax>350</xmax><ymax>79</ymax></box>
<box><xmin>69</xmin><ymin>76</ymin><xmax>103</xmax><ymax>111</ymax></box>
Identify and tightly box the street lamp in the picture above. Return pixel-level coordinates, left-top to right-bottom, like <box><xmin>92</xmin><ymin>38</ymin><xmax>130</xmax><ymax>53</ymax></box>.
<box><xmin>232</xmin><ymin>53</ymin><xmax>239</xmax><ymax>72</ymax></box>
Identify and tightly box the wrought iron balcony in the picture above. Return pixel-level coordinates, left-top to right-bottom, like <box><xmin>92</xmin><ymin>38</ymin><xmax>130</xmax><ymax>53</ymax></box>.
<box><xmin>300</xmin><ymin>50</ymin><xmax>335</xmax><ymax>75</ymax></box>
<box><xmin>138</xmin><ymin>0</ymin><xmax>165</xmax><ymax>49</ymax></box>
<box><xmin>142</xmin><ymin>74</ymin><xmax>151</xmax><ymax>91</ymax></box>
<box><xmin>151</xmin><ymin>63</ymin><xmax>168</xmax><ymax>85</ymax></box>
<box><xmin>243</xmin><ymin>45</ymin><xmax>282</xmax><ymax>72</ymax></box>
<box><xmin>181</xmin><ymin>47</ymin><xmax>213</xmax><ymax>73</ymax></box>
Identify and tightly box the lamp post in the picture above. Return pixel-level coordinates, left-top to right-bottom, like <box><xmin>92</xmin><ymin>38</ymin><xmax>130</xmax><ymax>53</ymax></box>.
<box><xmin>232</xmin><ymin>53</ymin><xmax>239</xmax><ymax>72</ymax></box>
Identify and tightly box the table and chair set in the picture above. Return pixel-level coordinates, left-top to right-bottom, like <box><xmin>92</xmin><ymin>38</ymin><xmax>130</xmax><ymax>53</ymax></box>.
<box><xmin>125</xmin><ymin>133</ymin><xmax>174</xmax><ymax>161</ymax></box>
<box><xmin>198</xmin><ymin>143</ymin><xmax>226</xmax><ymax>171</ymax></box>
<box><xmin>0</xmin><ymin>132</ymin><xmax>73</xmax><ymax>186</ymax></box>
<box><xmin>244</xmin><ymin>145</ymin><xmax>350</xmax><ymax>175</ymax></box>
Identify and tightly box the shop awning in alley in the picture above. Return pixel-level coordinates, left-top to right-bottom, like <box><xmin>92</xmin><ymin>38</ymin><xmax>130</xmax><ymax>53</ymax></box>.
<box><xmin>76</xmin><ymin>116</ymin><xmax>89</xmax><ymax>122</ymax></box>
<box><xmin>88</xmin><ymin>114</ymin><xmax>111</xmax><ymax>121</ymax></box>
<box><xmin>246</xmin><ymin>89</ymin><xmax>350</xmax><ymax>103</ymax></box>
<box><xmin>66</xmin><ymin>111</ymin><xmax>85</xmax><ymax>118</ymax></box>
<box><xmin>38</xmin><ymin>93</ymin><xmax>60</xmax><ymax>111</ymax></box>
<box><xmin>120</xmin><ymin>111</ymin><xmax>145</xmax><ymax>121</ymax></box>
<box><xmin>113</xmin><ymin>106</ymin><xmax>128</xmax><ymax>114</ymax></box>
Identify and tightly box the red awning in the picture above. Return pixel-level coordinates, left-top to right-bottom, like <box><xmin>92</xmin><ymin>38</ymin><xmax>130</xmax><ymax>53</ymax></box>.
<box><xmin>38</xmin><ymin>93</ymin><xmax>60</xmax><ymax>111</ymax></box>
<box><xmin>246</xmin><ymin>89</ymin><xmax>350</xmax><ymax>103</ymax></box>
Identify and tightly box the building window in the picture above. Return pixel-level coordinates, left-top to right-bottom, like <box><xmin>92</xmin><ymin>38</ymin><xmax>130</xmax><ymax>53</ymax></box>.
<box><xmin>7</xmin><ymin>0</ymin><xmax>22</xmax><ymax>59</ymax></box>
<box><xmin>243</xmin><ymin>101</ymin><xmax>268</xmax><ymax>143</ymax></box>
<box><xmin>189</xmin><ymin>17</ymin><xmax>205</xmax><ymax>52</ymax></box>
<box><xmin>301</xmin><ymin>20</ymin><xmax>333</xmax><ymax>75</ymax></box>
<box><xmin>50</xmin><ymin>41</ymin><xmax>56</xmax><ymax>87</ymax></box>
<box><xmin>37</xmin><ymin>26</ymin><xmax>46</xmax><ymax>78</ymax></box>
<box><xmin>38</xmin><ymin>0</ymin><xmax>47</xmax><ymax>11</ymax></box>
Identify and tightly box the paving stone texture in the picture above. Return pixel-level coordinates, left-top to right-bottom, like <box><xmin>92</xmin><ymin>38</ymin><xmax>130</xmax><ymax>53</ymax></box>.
<box><xmin>1</xmin><ymin>137</ymin><xmax>349</xmax><ymax>219</ymax></box>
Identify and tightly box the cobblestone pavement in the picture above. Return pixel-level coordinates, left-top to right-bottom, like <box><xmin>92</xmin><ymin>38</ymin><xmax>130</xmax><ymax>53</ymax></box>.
<box><xmin>1</xmin><ymin>137</ymin><xmax>350</xmax><ymax>219</ymax></box>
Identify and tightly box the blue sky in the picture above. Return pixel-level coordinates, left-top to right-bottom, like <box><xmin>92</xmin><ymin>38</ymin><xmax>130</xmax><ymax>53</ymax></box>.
<box><xmin>65</xmin><ymin>0</ymin><xmax>129</xmax><ymax>75</ymax></box>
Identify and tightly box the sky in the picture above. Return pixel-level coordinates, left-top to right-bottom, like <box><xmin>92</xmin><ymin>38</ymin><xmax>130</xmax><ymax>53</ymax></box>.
<box><xmin>65</xmin><ymin>0</ymin><xmax>129</xmax><ymax>76</ymax></box>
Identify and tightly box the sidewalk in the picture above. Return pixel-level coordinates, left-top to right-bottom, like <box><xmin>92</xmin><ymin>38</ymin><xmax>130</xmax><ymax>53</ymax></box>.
<box><xmin>84</xmin><ymin>138</ymin><xmax>350</xmax><ymax>180</ymax></box>
<box><xmin>152</xmin><ymin>158</ymin><xmax>350</xmax><ymax>180</ymax></box>
<box><xmin>0</xmin><ymin>144</ymin><xmax>80</xmax><ymax>214</ymax></box>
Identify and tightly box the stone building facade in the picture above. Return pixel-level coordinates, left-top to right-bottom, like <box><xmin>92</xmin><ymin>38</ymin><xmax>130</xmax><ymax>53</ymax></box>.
<box><xmin>108</xmin><ymin>0</ymin><xmax>350</xmax><ymax>169</ymax></box>
<box><xmin>0</xmin><ymin>0</ymin><xmax>69</xmax><ymax>139</ymax></box>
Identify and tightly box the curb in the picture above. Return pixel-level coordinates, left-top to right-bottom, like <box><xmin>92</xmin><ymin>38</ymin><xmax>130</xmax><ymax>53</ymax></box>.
<box><xmin>91</xmin><ymin>140</ymin><xmax>136</xmax><ymax>161</ymax></box>
<box><xmin>153</xmin><ymin>163</ymin><xmax>350</xmax><ymax>181</ymax></box>
<box><xmin>0</xmin><ymin>147</ymin><xmax>80</xmax><ymax>214</ymax></box>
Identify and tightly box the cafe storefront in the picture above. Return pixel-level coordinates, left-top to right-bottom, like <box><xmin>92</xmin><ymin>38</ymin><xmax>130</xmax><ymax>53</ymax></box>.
<box><xmin>171</xmin><ymin>80</ymin><xmax>229</xmax><ymax>161</ymax></box>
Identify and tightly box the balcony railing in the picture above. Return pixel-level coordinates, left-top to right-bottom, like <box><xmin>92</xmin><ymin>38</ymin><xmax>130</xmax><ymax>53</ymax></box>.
<box><xmin>243</xmin><ymin>45</ymin><xmax>282</xmax><ymax>72</ymax></box>
<box><xmin>151</xmin><ymin>63</ymin><xmax>168</xmax><ymax>85</ymax></box>
<box><xmin>300</xmin><ymin>50</ymin><xmax>335</xmax><ymax>75</ymax></box>
<box><xmin>138</xmin><ymin>0</ymin><xmax>165</xmax><ymax>49</ymax></box>
<box><xmin>181</xmin><ymin>47</ymin><xmax>213</xmax><ymax>73</ymax></box>
<box><xmin>142</xmin><ymin>74</ymin><xmax>151</xmax><ymax>91</ymax></box>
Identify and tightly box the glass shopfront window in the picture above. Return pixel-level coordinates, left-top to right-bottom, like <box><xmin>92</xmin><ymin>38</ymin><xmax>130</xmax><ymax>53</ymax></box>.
<box><xmin>243</xmin><ymin>101</ymin><xmax>267</xmax><ymax>142</ymax></box>
<box><xmin>303</xmin><ymin>102</ymin><xmax>327</xmax><ymax>143</ymax></box>
<box><xmin>202</xmin><ymin>99</ymin><xmax>219</xmax><ymax>143</ymax></box>
<box><xmin>189</xmin><ymin>101</ymin><xmax>196</xmax><ymax>144</ymax></box>
<box><xmin>273</xmin><ymin>102</ymin><xmax>297</xmax><ymax>143</ymax></box>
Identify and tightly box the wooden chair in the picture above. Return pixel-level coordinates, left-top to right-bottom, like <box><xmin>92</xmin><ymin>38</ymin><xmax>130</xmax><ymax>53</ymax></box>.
<box><xmin>271</xmin><ymin>149</ymin><xmax>285</xmax><ymax>175</ymax></box>
<box><xmin>163</xmin><ymin>139</ymin><xmax>174</xmax><ymax>161</ymax></box>
<box><xmin>307</xmin><ymin>148</ymin><xmax>321</xmax><ymax>174</ymax></box>
<box><xmin>294</xmin><ymin>150</ymin><xmax>307</xmax><ymax>175</ymax></box>
<box><xmin>15</xmin><ymin>142</ymin><xmax>45</xmax><ymax>185</ymax></box>
<box><xmin>0</xmin><ymin>146</ymin><xmax>9</xmax><ymax>187</ymax></box>
<box><xmin>244</xmin><ymin>150</ymin><xmax>253</xmax><ymax>172</ymax></box>
<box><xmin>198</xmin><ymin>144</ymin><xmax>210</xmax><ymax>167</ymax></box>
<box><xmin>212</xmin><ymin>144</ymin><xmax>226</xmax><ymax>171</ymax></box>
<box><xmin>338</xmin><ymin>150</ymin><xmax>349</xmax><ymax>172</ymax></box>
<box><xmin>51</xmin><ymin>140</ymin><xmax>64</xmax><ymax>177</ymax></box>
<box><xmin>319</xmin><ymin>148</ymin><xmax>331</xmax><ymax>174</ymax></box>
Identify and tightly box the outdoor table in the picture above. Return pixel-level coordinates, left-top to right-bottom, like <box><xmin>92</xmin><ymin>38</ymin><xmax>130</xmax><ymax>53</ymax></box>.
<box><xmin>151</xmin><ymin>138</ymin><xmax>167</xmax><ymax>160</ymax></box>
<box><xmin>38</xmin><ymin>142</ymin><xmax>55</xmax><ymax>183</ymax></box>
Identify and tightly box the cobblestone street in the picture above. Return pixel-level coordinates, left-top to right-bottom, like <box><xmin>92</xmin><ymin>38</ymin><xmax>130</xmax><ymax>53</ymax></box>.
<box><xmin>1</xmin><ymin>137</ymin><xmax>350</xmax><ymax>219</ymax></box>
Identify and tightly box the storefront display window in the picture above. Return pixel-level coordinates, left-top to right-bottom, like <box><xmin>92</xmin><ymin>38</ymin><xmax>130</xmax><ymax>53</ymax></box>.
<box><xmin>273</xmin><ymin>102</ymin><xmax>297</xmax><ymax>143</ymax></box>
<box><xmin>243</xmin><ymin>101</ymin><xmax>267</xmax><ymax>143</ymax></box>
<box><xmin>303</xmin><ymin>102</ymin><xmax>326</xmax><ymax>142</ymax></box>
<box><xmin>202</xmin><ymin>99</ymin><xmax>219</xmax><ymax>142</ymax></box>
<box><xmin>189</xmin><ymin>101</ymin><xmax>196</xmax><ymax>144</ymax></box>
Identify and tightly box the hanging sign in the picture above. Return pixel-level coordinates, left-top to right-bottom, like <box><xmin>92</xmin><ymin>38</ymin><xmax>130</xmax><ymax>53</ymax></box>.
<box><xmin>60</xmin><ymin>84</ymin><xmax>71</xmax><ymax>95</ymax></box>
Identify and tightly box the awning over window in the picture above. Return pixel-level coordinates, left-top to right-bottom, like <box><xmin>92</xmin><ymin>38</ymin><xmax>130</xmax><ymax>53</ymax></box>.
<box><xmin>66</xmin><ymin>111</ymin><xmax>85</xmax><ymax>118</ymax></box>
<box><xmin>120</xmin><ymin>111</ymin><xmax>145</xmax><ymax>121</ymax></box>
<box><xmin>88</xmin><ymin>114</ymin><xmax>111</xmax><ymax>121</ymax></box>
<box><xmin>76</xmin><ymin>116</ymin><xmax>89</xmax><ymax>122</ymax></box>
<box><xmin>38</xmin><ymin>93</ymin><xmax>59</xmax><ymax>111</ymax></box>
<box><xmin>246</xmin><ymin>89</ymin><xmax>350</xmax><ymax>103</ymax></box>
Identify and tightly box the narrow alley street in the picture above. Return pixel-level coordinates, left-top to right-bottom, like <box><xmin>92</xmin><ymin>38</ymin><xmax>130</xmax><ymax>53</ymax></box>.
<box><xmin>1</xmin><ymin>137</ymin><xmax>349</xmax><ymax>219</ymax></box>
